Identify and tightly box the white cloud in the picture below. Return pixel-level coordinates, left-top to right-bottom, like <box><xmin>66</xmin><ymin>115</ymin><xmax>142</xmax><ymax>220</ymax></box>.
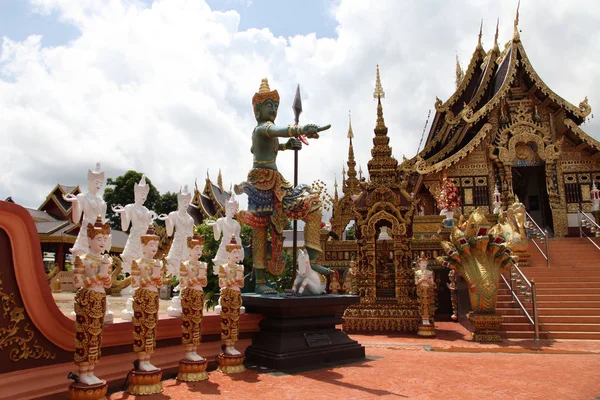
<box><xmin>1</xmin><ymin>0</ymin><xmax>599</xmax><ymax>218</ymax></box>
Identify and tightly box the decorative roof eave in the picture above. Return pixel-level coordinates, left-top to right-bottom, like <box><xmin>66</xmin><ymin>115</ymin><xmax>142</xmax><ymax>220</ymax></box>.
<box><xmin>457</xmin><ymin>41</ymin><xmax>519</xmax><ymax>125</ymax></box>
<box><xmin>198</xmin><ymin>194</ymin><xmax>213</xmax><ymax>219</ymax></box>
<box><xmin>414</xmin><ymin>123</ymin><xmax>493</xmax><ymax>175</ymax></box>
<box><xmin>564</xmin><ymin>118</ymin><xmax>600</xmax><ymax>153</ymax></box>
<box><xmin>202</xmin><ymin>179</ymin><xmax>224</xmax><ymax>215</ymax></box>
<box><xmin>434</xmin><ymin>45</ymin><xmax>487</xmax><ymax>113</ymax></box>
<box><xmin>423</xmin><ymin>123</ymin><xmax>472</xmax><ymax>165</ymax></box>
<box><xmin>466</xmin><ymin>45</ymin><xmax>501</xmax><ymax>111</ymax></box>
<box><xmin>37</xmin><ymin>184</ymin><xmax>80</xmax><ymax>216</ymax></box>
<box><xmin>517</xmin><ymin>42</ymin><xmax>591</xmax><ymax>121</ymax></box>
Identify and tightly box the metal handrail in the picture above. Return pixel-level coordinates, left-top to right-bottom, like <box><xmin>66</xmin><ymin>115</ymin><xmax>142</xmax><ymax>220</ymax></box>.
<box><xmin>501</xmin><ymin>263</ymin><xmax>539</xmax><ymax>340</ymax></box>
<box><xmin>577</xmin><ymin>208</ymin><xmax>600</xmax><ymax>252</ymax></box>
<box><xmin>525</xmin><ymin>211</ymin><xmax>550</xmax><ymax>267</ymax></box>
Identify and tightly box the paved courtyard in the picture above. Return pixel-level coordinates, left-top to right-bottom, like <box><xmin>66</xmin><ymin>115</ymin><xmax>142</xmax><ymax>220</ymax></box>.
<box><xmin>103</xmin><ymin>322</ymin><xmax>600</xmax><ymax>400</ymax></box>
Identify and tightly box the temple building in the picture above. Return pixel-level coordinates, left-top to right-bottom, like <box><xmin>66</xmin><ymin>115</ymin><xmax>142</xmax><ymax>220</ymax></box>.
<box><xmin>6</xmin><ymin>184</ymin><xmax>128</xmax><ymax>273</ymax></box>
<box><xmin>407</xmin><ymin>15</ymin><xmax>595</xmax><ymax>237</ymax></box>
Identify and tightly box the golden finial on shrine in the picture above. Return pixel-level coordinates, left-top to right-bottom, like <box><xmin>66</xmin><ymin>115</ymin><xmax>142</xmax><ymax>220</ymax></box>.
<box><xmin>373</xmin><ymin>64</ymin><xmax>385</xmax><ymax>100</ymax></box>
<box><xmin>347</xmin><ymin>110</ymin><xmax>354</xmax><ymax>139</ymax></box>
<box><xmin>477</xmin><ymin>19</ymin><xmax>483</xmax><ymax>48</ymax></box>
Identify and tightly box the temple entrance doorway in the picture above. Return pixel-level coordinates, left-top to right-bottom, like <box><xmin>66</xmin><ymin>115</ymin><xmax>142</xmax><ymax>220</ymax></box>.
<box><xmin>512</xmin><ymin>165</ymin><xmax>554</xmax><ymax>233</ymax></box>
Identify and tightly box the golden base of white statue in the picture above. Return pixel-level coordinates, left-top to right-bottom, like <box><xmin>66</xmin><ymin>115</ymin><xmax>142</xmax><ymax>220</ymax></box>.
<box><xmin>216</xmin><ymin>353</ymin><xmax>246</xmax><ymax>374</ymax></box>
<box><xmin>417</xmin><ymin>324</ymin><xmax>436</xmax><ymax>337</ymax></box>
<box><xmin>177</xmin><ymin>359</ymin><xmax>208</xmax><ymax>382</ymax></box>
<box><xmin>68</xmin><ymin>380</ymin><xmax>107</xmax><ymax>400</ymax></box>
<box><xmin>126</xmin><ymin>369</ymin><xmax>163</xmax><ymax>395</ymax></box>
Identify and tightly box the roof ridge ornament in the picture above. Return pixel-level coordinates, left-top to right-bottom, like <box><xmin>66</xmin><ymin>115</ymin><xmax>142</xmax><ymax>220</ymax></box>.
<box><xmin>477</xmin><ymin>19</ymin><xmax>483</xmax><ymax>49</ymax></box>
<box><xmin>513</xmin><ymin>0</ymin><xmax>520</xmax><ymax>41</ymax></box>
<box><xmin>494</xmin><ymin>18</ymin><xmax>500</xmax><ymax>50</ymax></box>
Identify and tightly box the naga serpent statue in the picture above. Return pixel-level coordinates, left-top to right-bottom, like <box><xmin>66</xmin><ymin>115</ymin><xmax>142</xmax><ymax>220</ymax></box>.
<box><xmin>437</xmin><ymin>207</ymin><xmax>517</xmax><ymax>341</ymax></box>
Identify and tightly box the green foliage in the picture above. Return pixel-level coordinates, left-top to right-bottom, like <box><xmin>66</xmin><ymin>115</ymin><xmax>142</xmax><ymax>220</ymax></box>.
<box><xmin>154</xmin><ymin>191</ymin><xmax>179</xmax><ymax>226</ymax></box>
<box><xmin>103</xmin><ymin>170</ymin><xmax>160</xmax><ymax>230</ymax></box>
<box><xmin>345</xmin><ymin>224</ymin><xmax>356</xmax><ymax>240</ymax></box>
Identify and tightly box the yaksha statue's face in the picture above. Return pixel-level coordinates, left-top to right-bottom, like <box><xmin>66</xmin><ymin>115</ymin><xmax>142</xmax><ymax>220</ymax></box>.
<box><xmin>256</xmin><ymin>99</ymin><xmax>279</xmax><ymax>122</ymax></box>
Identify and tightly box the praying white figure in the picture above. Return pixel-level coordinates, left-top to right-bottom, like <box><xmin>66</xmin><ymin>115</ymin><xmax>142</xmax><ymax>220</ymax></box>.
<box><xmin>63</xmin><ymin>162</ymin><xmax>108</xmax><ymax>257</ymax></box>
<box><xmin>112</xmin><ymin>175</ymin><xmax>157</xmax><ymax>274</ymax></box>
<box><xmin>206</xmin><ymin>194</ymin><xmax>244</xmax><ymax>275</ymax></box>
<box><xmin>158</xmin><ymin>185</ymin><xmax>195</xmax><ymax>276</ymax></box>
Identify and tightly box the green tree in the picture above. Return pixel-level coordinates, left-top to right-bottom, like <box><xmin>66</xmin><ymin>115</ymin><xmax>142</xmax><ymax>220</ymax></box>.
<box><xmin>103</xmin><ymin>171</ymin><xmax>160</xmax><ymax>230</ymax></box>
<box><xmin>345</xmin><ymin>224</ymin><xmax>356</xmax><ymax>240</ymax></box>
<box><xmin>154</xmin><ymin>191</ymin><xmax>178</xmax><ymax>226</ymax></box>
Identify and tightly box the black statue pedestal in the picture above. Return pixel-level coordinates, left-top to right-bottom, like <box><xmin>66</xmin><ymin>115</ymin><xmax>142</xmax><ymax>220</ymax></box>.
<box><xmin>242</xmin><ymin>294</ymin><xmax>365</xmax><ymax>371</ymax></box>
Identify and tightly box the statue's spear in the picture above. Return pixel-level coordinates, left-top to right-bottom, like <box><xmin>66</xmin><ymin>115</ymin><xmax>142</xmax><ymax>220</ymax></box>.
<box><xmin>292</xmin><ymin>84</ymin><xmax>303</xmax><ymax>280</ymax></box>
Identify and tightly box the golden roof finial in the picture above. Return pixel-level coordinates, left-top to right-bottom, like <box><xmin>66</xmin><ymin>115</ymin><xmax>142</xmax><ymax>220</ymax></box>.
<box><xmin>494</xmin><ymin>18</ymin><xmax>499</xmax><ymax>49</ymax></box>
<box><xmin>347</xmin><ymin>110</ymin><xmax>354</xmax><ymax>139</ymax></box>
<box><xmin>477</xmin><ymin>19</ymin><xmax>483</xmax><ymax>48</ymax></box>
<box><xmin>373</xmin><ymin>64</ymin><xmax>385</xmax><ymax>100</ymax></box>
<box><xmin>514</xmin><ymin>0</ymin><xmax>520</xmax><ymax>40</ymax></box>
<box><xmin>455</xmin><ymin>52</ymin><xmax>464</xmax><ymax>89</ymax></box>
<box><xmin>217</xmin><ymin>168</ymin><xmax>223</xmax><ymax>191</ymax></box>
<box><xmin>258</xmin><ymin>78</ymin><xmax>271</xmax><ymax>94</ymax></box>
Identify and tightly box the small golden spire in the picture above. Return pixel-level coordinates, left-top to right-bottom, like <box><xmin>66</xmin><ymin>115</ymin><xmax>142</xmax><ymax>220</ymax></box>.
<box><xmin>217</xmin><ymin>168</ymin><xmax>223</xmax><ymax>191</ymax></box>
<box><xmin>373</xmin><ymin>64</ymin><xmax>385</xmax><ymax>100</ymax></box>
<box><xmin>358</xmin><ymin>164</ymin><xmax>363</xmax><ymax>179</ymax></box>
<box><xmin>455</xmin><ymin>53</ymin><xmax>464</xmax><ymax>89</ymax></box>
<box><xmin>513</xmin><ymin>0</ymin><xmax>520</xmax><ymax>40</ymax></box>
<box><xmin>494</xmin><ymin>18</ymin><xmax>499</xmax><ymax>49</ymax></box>
<box><xmin>334</xmin><ymin>175</ymin><xmax>339</xmax><ymax>202</ymax></box>
<box><xmin>258</xmin><ymin>78</ymin><xmax>271</xmax><ymax>94</ymax></box>
<box><xmin>347</xmin><ymin>110</ymin><xmax>354</xmax><ymax>139</ymax></box>
<box><xmin>477</xmin><ymin>19</ymin><xmax>483</xmax><ymax>48</ymax></box>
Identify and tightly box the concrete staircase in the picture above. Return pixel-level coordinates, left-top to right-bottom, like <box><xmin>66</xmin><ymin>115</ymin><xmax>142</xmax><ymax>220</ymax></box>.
<box><xmin>498</xmin><ymin>238</ymin><xmax>600</xmax><ymax>340</ymax></box>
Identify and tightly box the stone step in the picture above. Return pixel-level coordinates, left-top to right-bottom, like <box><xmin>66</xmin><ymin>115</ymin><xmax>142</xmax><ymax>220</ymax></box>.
<box><xmin>535</xmin><ymin>287</ymin><xmax>600</xmax><ymax>294</ymax></box>
<box><xmin>501</xmin><ymin>322</ymin><xmax>534</xmax><ymax>332</ymax></box>
<box><xmin>535</xmin><ymin>301</ymin><xmax>600</xmax><ymax>308</ymax></box>
<box><xmin>536</xmin><ymin>294</ymin><xmax>600</xmax><ymax>301</ymax></box>
<box><xmin>538</xmin><ymin>315</ymin><xmax>600</xmax><ymax>324</ymax></box>
<box><xmin>532</xmin><ymin>282</ymin><xmax>600</xmax><ymax>289</ymax></box>
<box><xmin>540</xmin><ymin>323</ymin><xmax>600</xmax><ymax>332</ymax></box>
<box><xmin>544</xmin><ymin>331</ymin><xmax>600</xmax><ymax>340</ymax></box>
<box><xmin>536</xmin><ymin>307</ymin><xmax>600</xmax><ymax>316</ymax></box>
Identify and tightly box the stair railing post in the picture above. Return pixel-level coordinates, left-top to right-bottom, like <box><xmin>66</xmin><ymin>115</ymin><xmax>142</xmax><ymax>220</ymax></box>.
<box><xmin>578</xmin><ymin>208</ymin><xmax>583</xmax><ymax>238</ymax></box>
<box><xmin>531</xmin><ymin>278</ymin><xmax>539</xmax><ymax>340</ymax></box>
<box><xmin>544</xmin><ymin>229</ymin><xmax>550</xmax><ymax>267</ymax></box>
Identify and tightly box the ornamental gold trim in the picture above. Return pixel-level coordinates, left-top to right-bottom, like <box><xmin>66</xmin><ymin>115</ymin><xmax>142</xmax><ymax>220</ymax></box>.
<box><xmin>0</xmin><ymin>274</ymin><xmax>56</xmax><ymax>362</ymax></box>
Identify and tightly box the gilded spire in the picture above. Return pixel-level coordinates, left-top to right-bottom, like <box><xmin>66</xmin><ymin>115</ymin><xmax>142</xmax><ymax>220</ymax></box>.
<box><xmin>217</xmin><ymin>168</ymin><xmax>223</xmax><ymax>191</ymax></box>
<box><xmin>358</xmin><ymin>164</ymin><xmax>363</xmax><ymax>180</ymax></box>
<box><xmin>513</xmin><ymin>0</ymin><xmax>520</xmax><ymax>41</ymax></box>
<box><xmin>368</xmin><ymin>64</ymin><xmax>397</xmax><ymax>185</ymax></box>
<box><xmin>373</xmin><ymin>64</ymin><xmax>385</xmax><ymax>100</ymax></box>
<box><xmin>334</xmin><ymin>176</ymin><xmax>339</xmax><ymax>202</ymax></box>
<box><xmin>455</xmin><ymin>53</ymin><xmax>464</xmax><ymax>89</ymax></box>
<box><xmin>344</xmin><ymin>110</ymin><xmax>359</xmax><ymax>195</ymax></box>
<box><xmin>347</xmin><ymin>110</ymin><xmax>354</xmax><ymax>139</ymax></box>
<box><xmin>477</xmin><ymin>19</ymin><xmax>483</xmax><ymax>49</ymax></box>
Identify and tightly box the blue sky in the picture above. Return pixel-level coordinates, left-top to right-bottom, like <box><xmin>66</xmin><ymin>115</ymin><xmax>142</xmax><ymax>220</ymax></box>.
<box><xmin>0</xmin><ymin>0</ymin><xmax>338</xmax><ymax>49</ymax></box>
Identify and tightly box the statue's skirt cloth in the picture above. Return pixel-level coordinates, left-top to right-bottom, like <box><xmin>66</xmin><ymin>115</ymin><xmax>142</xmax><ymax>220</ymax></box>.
<box><xmin>74</xmin><ymin>288</ymin><xmax>107</xmax><ymax>366</ymax></box>
<box><xmin>236</xmin><ymin>168</ymin><xmax>322</xmax><ymax>252</ymax></box>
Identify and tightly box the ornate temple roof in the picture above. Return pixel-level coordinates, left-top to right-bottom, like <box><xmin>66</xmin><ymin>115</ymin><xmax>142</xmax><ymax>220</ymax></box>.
<box><xmin>411</xmin><ymin>13</ymin><xmax>594</xmax><ymax>175</ymax></box>
<box><xmin>190</xmin><ymin>172</ymin><xmax>233</xmax><ymax>224</ymax></box>
<box><xmin>37</xmin><ymin>184</ymin><xmax>81</xmax><ymax>220</ymax></box>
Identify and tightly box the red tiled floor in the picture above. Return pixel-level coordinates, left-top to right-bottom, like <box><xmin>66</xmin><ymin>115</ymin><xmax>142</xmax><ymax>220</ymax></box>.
<box><xmin>107</xmin><ymin>322</ymin><xmax>600</xmax><ymax>400</ymax></box>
